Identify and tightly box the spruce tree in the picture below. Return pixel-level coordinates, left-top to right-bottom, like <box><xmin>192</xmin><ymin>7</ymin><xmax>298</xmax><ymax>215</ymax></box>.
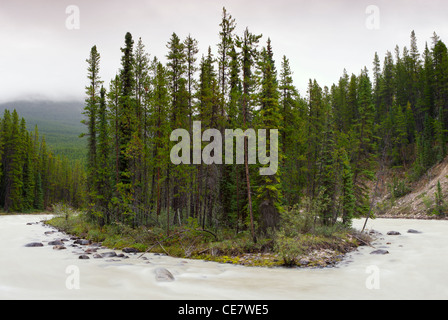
<box><xmin>184</xmin><ymin>34</ymin><xmax>199</xmax><ymax>218</ymax></box>
<box><xmin>341</xmin><ymin>149</ymin><xmax>356</xmax><ymax>226</ymax></box>
<box><xmin>306</xmin><ymin>79</ymin><xmax>326</xmax><ymax>200</ymax></box>
<box><xmin>34</xmin><ymin>172</ymin><xmax>44</xmax><ymax>211</ymax></box>
<box><xmin>82</xmin><ymin>45</ymin><xmax>103</xmax><ymax>219</ymax></box>
<box><xmin>149</xmin><ymin>59</ymin><xmax>171</xmax><ymax>221</ymax></box>
<box><xmin>97</xmin><ymin>86</ymin><xmax>112</xmax><ymax>225</ymax></box>
<box><xmin>236</xmin><ymin>27</ymin><xmax>262</xmax><ymax>243</ymax></box>
<box><xmin>432</xmin><ymin>40</ymin><xmax>448</xmax><ymax>130</ymax></box>
<box><xmin>6</xmin><ymin>111</ymin><xmax>24</xmax><ymax>212</ymax></box>
<box><xmin>22</xmin><ymin>127</ymin><xmax>35</xmax><ymax>211</ymax></box>
<box><xmin>166</xmin><ymin>32</ymin><xmax>189</xmax><ymax>228</ymax></box>
<box><xmin>257</xmin><ymin>39</ymin><xmax>283</xmax><ymax>233</ymax></box>
<box><xmin>218</xmin><ymin>7</ymin><xmax>236</xmax><ymax>113</ymax></box>
<box><xmin>117</xmin><ymin>32</ymin><xmax>136</xmax><ymax>222</ymax></box>
<box><xmin>352</xmin><ymin>69</ymin><xmax>376</xmax><ymax>218</ymax></box>
<box><xmin>434</xmin><ymin>180</ymin><xmax>446</xmax><ymax>216</ymax></box>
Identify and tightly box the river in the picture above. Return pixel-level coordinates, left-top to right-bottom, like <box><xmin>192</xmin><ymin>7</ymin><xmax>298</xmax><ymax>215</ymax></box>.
<box><xmin>0</xmin><ymin>214</ymin><xmax>447</xmax><ymax>300</ymax></box>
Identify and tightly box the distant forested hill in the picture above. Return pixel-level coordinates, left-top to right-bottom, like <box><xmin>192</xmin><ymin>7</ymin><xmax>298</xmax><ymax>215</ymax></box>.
<box><xmin>0</xmin><ymin>100</ymin><xmax>86</xmax><ymax>162</ymax></box>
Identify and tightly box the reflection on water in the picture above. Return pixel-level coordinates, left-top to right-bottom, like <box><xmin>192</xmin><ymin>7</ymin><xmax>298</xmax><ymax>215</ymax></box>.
<box><xmin>0</xmin><ymin>215</ymin><xmax>447</xmax><ymax>300</ymax></box>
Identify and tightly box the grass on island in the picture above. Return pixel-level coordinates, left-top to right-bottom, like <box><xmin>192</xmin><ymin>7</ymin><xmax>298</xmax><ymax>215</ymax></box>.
<box><xmin>45</xmin><ymin>203</ymin><xmax>368</xmax><ymax>268</ymax></box>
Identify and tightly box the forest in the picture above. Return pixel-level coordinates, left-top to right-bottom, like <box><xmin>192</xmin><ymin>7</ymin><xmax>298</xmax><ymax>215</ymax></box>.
<box><xmin>3</xmin><ymin>8</ymin><xmax>448</xmax><ymax>254</ymax></box>
<box><xmin>0</xmin><ymin>109</ymin><xmax>85</xmax><ymax>213</ymax></box>
<box><xmin>0</xmin><ymin>100</ymin><xmax>87</xmax><ymax>163</ymax></box>
<box><xmin>77</xmin><ymin>7</ymin><xmax>448</xmax><ymax>243</ymax></box>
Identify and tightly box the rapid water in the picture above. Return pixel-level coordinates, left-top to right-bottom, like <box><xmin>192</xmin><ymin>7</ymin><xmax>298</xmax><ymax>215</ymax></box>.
<box><xmin>0</xmin><ymin>214</ymin><xmax>447</xmax><ymax>300</ymax></box>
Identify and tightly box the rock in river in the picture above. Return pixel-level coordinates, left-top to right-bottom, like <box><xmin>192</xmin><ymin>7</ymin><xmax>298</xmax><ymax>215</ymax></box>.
<box><xmin>387</xmin><ymin>231</ymin><xmax>401</xmax><ymax>236</ymax></box>
<box><xmin>370</xmin><ymin>249</ymin><xmax>390</xmax><ymax>255</ymax></box>
<box><xmin>102</xmin><ymin>252</ymin><xmax>118</xmax><ymax>258</ymax></box>
<box><xmin>25</xmin><ymin>242</ymin><xmax>44</xmax><ymax>247</ymax></box>
<box><xmin>408</xmin><ymin>229</ymin><xmax>422</xmax><ymax>234</ymax></box>
<box><xmin>48</xmin><ymin>240</ymin><xmax>64</xmax><ymax>246</ymax></box>
<box><xmin>155</xmin><ymin>268</ymin><xmax>175</xmax><ymax>282</ymax></box>
<box><xmin>74</xmin><ymin>239</ymin><xmax>91</xmax><ymax>246</ymax></box>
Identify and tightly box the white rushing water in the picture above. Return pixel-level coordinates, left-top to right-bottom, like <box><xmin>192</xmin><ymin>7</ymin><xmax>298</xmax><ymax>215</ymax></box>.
<box><xmin>0</xmin><ymin>214</ymin><xmax>447</xmax><ymax>300</ymax></box>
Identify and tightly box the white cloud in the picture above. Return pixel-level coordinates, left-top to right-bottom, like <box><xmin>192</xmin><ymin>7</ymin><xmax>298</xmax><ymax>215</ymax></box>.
<box><xmin>0</xmin><ymin>0</ymin><xmax>447</xmax><ymax>103</ymax></box>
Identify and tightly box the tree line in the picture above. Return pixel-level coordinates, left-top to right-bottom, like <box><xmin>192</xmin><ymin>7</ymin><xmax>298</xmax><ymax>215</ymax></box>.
<box><xmin>82</xmin><ymin>7</ymin><xmax>448</xmax><ymax>237</ymax></box>
<box><xmin>0</xmin><ymin>109</ymin><xmax>85</xmax><ymax>212</ymax></box>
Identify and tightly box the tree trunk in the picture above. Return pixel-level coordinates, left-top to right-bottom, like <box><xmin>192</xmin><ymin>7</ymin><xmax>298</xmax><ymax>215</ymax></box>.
<box><xmin>245</xmin><ymin>137</ymin><xmax>256</xmax><ymax>243</ymax></box>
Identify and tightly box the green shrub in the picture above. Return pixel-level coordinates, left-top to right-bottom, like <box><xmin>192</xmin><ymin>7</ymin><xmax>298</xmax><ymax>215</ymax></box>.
<box><xmin>432</xmin><ymin>181</ymin><xmax>447</xmax><ymax>217</ymax></box>
<box><xmin>279</xmin><ymin>204</ymin><xmax>315</xmax><ymax>237</ymax></box>
<box><xmin>389</xmin><ymin>178</ymin><xmax>411</xmax><ymax>199</ymax></box>
<box><xmin>274</xmin><ymin>230</ymin><xmax>303</xmax><ymax>266</ymax></box>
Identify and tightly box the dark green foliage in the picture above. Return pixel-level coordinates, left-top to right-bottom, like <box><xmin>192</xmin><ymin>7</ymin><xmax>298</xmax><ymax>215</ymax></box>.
<box><xmin>257</xmin><ymin>39</ymin><xmax>283</xmax><ymax>233</ymax></box>
<box><xmin>78</xmin><ymin>11</ymin><xmax>448</xmax><ymax>238</ymax></box>
<box><xmin>341</xmin><ymin>150</ymin><xmax>355</xmax><ymax>225</ymax></box>
<box><xmin>0</xmin><ymin>109</ymin><xmax>85</xmax><ymax>212</ymax></box>
<box><xmin>0</xmin><ymin>101</ymin><xmax>86</xmax><ymax>163</ymax></box>
<box><xmin>433</xmin><ymin>180</ymin><xmax>446</xmax><ymax>216</ymax></box>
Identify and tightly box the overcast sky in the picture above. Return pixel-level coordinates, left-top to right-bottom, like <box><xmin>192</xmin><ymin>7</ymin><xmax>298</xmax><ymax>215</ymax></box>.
<box><xmin>1</xmin><ymin>0</ymin><xmax>447</xmax><ymax>103</ymax></box>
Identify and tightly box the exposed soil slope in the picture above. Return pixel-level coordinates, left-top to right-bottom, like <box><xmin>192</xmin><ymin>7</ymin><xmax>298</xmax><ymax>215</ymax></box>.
<box><xmin>376</xmin><ymin>157</ymin><xmax>448</xmax><ymax>219</ymax></box>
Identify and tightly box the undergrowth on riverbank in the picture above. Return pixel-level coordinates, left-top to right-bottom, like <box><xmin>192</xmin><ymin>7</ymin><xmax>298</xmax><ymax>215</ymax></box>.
<box><xmin>46</xmin><ymin>204</ymin><xmax>365</xmax><ymax>268</ymax></box>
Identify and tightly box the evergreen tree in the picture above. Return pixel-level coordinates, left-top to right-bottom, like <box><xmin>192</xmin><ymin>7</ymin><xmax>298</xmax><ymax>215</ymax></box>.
<box><xmin>132</xmin><ymin>37</ymin><xmax>151</xmax><ymax>224</ymax></box>
<box><xmin>257</xmin><ymin>39</ymin><xmax>283</xmax><ymax>233</ymax></box>
<box><xmin>0</xmin><ymin>110</ymin><xmax>11</xmax><ymax>209</ymax></box>
<box><xmin>352</xmin><ymin>69</ymin><xmax>376</xmax><ymax>218</ymax></box>
<box><xmin>434</xmin><ymin>180</ymin><xmax>446</xmax><ymax>216</ymax></box>
<box><xmin>117</xmin><ymin>32</ymin><xmax>136</xmax><ymax>222</ymax></box>
<box><xmin>236</xmin><ymin>27</ymin><xmax>262</xmax><ymax>242</ymax></box>
<box><xmin>341</xmin><ymin>149</ymin><xmax>356</xmax><ymax>226</ymax></box>
<box><xmin>166</xmin><ymin>32</ymin><xmax>189</xmax><ymax>228</ymax></box>
<box><xmin>97</xmin><ymin>86</ymin><xmax>112</xmax><ymax>225</ymax></box>
<box><xmin>107</xmin><ymin>75</ymin><xmax>122</xmax><ymax>189</ymax></box>
<box><xmin>317</xmin><ymin>97</ymin><xmax>337</xmax><ymax>226</ymax></box>
<box><xmin>432</xmin><ymin>40</ymin><xmax>448</xmax><ymax>129</ymax></box>
<box><xmin>82</xmin><ymin>45</ymin><xmax>102</xmax><ymax>219</ymax></box>
<box><xmin>34</xmin><ymin>172</ymin><xmax>44</xmax><ymax>211</ymax></box>
<box><xmin>5</xmin><ymin>111</ymin><xmax>24</xmax><ymax>212</ymax></box>
<box><xmin>149</xmin><ymin>58</ymin><xmax>171</xmax><ymax>221</ymax></box>
<box><xmin>218</xmin><ymin>7</ymin><xmax>237</xmax><ymax>113</ymax></box>
<box><xmin>184</xmin><ymin>34</ymin><xmax>199</xmax><ymax>218</ymax></box>
<box><xmin>306</xmin><ymin>79</ymin><xmax>326</xmax><ymax>200</ymax></box>
<box><xmin>22</xmin><ymin>125</ymin><xmax>35</xmax><ymax>211</ymax></box>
